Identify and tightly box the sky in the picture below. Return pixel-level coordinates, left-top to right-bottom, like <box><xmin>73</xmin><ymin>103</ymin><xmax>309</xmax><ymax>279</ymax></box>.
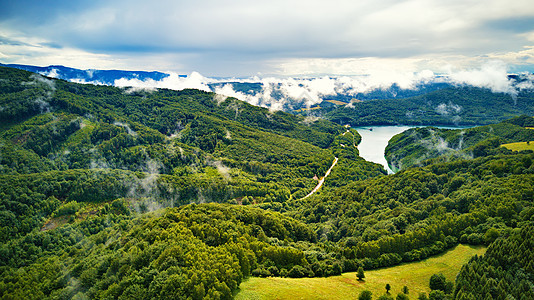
<box><xmin>1</xmin><ymin>0</ymin><xmax>534</xmax><ymax>77</ymax></box>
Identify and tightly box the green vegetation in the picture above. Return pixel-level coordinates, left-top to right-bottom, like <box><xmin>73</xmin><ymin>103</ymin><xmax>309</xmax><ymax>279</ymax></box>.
<box><xmin>235</xmin><ymin>244</ymin><xmax>486</xmax><ymax>299</ymax></box>
<box><xmin>322</xmin><ymin>86</ymin><xmax>534</xmax><ymax>126</ymax></box>
<box><xmin>0</xmin><ymin>66</ymin><xmax>533</xmax><ymax>299</ymax></box>
<box><xmin>501</xmin><ymin>141</ymin><xmax>534</xmax><ymax>152</ymax></box>
<box><xmin>455</xmin><ymin>225</ymin><xmax>534</xmax><ymax>299</ymax></box>
<box><xmin>385</xmin><ymin>115</ymin><xmax>534</xmax><ymax>171</ymax></box>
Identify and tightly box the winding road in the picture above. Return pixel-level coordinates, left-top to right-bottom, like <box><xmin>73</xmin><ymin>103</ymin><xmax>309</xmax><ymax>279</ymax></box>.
<box><xmin>300</xmin><ymin>157</ymin><xmax>338</xmax><ymax>200</ymax></box>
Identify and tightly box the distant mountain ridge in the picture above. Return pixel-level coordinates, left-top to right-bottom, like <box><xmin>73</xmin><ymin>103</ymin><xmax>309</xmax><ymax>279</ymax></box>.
<box><xmin>0</xmin><ymin>63</ymin><xmax>180</xmax><ymax>85</ymax></box>
<box><xmin>2</xmin><ymin>63</ymin><xmax>533</xmax><ymax>118</ymax></box>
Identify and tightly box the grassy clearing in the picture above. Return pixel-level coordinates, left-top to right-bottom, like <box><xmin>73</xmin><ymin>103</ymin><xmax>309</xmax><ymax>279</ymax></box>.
<box><xmin>235</xmin><ymin>244</ymin><xmax>486</xmax><ymax>300</ymax></box>
<box><xmin>325</xmin><ymin>100</ymin><xmax>347</xmax><ymax>106</ymax></box>
<box><xmin>501</xmin><ymin>141</ymin><xmax>534</xmax><ymax>151</ymax></box>
<box><xmin>294</xmin><ymin>106</ymin><xmax>322</xmax><ymax>112</ymax></box>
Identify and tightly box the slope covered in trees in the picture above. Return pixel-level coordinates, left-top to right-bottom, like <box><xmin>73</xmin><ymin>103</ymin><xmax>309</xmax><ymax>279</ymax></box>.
<box><xmin>385</xmin><ymin>115</ymin><xmax>534</xmax><ymax>171</ymax></box>
<box><xmin>322</xmin><ymin>86</ymin><xmax>534</xmax><ymax>126</ymax></box>
<box><xmin>454</xmin><ymin>225</ymin><xmax>534</xmax><ymax>300</ymax></box>
<box><xmin>1</xmin><ymin>65</ymin><xmax>533</xmax><ymax>299</ymax></box>
<box><xmin>0</xmin><ymin>66</ymin><xmax>385</xmax><ymax>298</ymax></box>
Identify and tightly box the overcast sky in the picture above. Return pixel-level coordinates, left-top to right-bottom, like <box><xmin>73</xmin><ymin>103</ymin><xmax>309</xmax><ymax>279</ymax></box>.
<box><xmin>1</xmin><ymin>0</ymin><xmax>534</xmax><ymax>76</ymax></box>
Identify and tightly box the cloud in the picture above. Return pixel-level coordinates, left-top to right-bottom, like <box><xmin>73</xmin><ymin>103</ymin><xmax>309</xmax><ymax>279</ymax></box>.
<box><xmin>63</xmin><ymin>59</ymin><xmax>528</xmax><ymax>112</ymax></box>
<box><xmin>113</xmin><ymin>121</ymin><xmax>137</xmax><ymax>136</ymax></box>
<box><xmin>114</xmin><ymin>72</ymin><xmax>212</xmax><ymax>92</ymax></box>
<box><xmin>1</xmin><ymin>1</ymin><xmax>534</xmax><ymax>76</ymax></box>
<box><xmin>40</xmin><ymin>68</ymin><xmax>60</xmax><ymax>78</ymax></box>
<box><xmin>516</xmin><ymin>73</ymin><xmax>534</xmax><ymax>90</ymax></box>
<box><xmin>448</xmin><ymin>61</ymin><xmax>515</xmax><ymax>94</ymax></box>
<box><xmin>435</xmin><ymin>103</ymin><xmax>462</xmax><ymax>116</ymax></box>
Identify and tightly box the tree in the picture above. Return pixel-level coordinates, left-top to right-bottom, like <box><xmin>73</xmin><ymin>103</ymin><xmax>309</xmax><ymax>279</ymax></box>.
<box><xmin>357</xmin><ymin>267</ymin><xmax>365</xmax><ymax>281</ymax></box>
<box><xmin>429</xmin><ymin>273</ymin><xmax>446</xmax><ymax>291</ymax></box>
<box><xmin>428</xmin><ymin>290</ymin><xmax>446</xmax><ymax>300</ymax></box>
<box><xmin>402</xmin><ymin>286</ymin><xmax>409</xmax><ymax>294</ymax></box>
<box><xmin>385</xmin><ymin>283</ymin><xmax>391</xmax><ymax>294</ymax></box>
<box><xmin>444</xmin><ymin>281</ymin><xmax>454</xmax><ymax>294</ymax></box>
<box><xmin>417</xmin><ymin>293</ymin><xmax>428</xmax><ymax>300</ymax></box>
<box><xmin>396</xmin><ymin>293</ymin><xmax>409</xmax><ymax>300</ymax></box>
<box><xmin>359</xmin><ymin>290</ymin><xmax>372</xmax><ymax>300</ymax></box>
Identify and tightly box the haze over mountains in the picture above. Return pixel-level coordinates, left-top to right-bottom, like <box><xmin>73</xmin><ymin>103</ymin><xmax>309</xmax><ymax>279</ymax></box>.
<box><xmin>1</xmin><ymin>65</ymin><xmax>533</xmax><ymax>299</ymax></box>
<box><xmin>3</xmin><ymin>62</ymin><xmax>534</xmax><ymax>116</ymax></box>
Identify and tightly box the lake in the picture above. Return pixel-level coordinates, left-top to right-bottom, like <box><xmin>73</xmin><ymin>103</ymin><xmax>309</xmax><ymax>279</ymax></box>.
<box><xmin>354</xmin><ymin>126</ymin><xmax>415</xmax><ymax>174</ymax></box>
<box><xmin>354</xmin><ymin>125</ymin><xmax>469</xmax><ymax>174</ymax></box>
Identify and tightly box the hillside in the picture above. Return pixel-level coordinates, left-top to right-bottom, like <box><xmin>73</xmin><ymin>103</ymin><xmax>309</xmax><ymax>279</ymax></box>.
<box><xmin>0</xmin><ymin>66</ymin><xmax>533</xmax><ymax>299</ymax></box>
<box><xmin>0</xmin><ymin>63</ymin><xmax>173</xmax><ymax>85</ymax></box>
<box><xmin>385</xmin><ymin>115</ymin><xmax>534</xmax><ymax>171</ymax></box>
<box><xmin>323</xmin><ymin>86</ymin><xmax>534</xmax><ymax>126</ymax></box>
<box><xmin>236</xmin><ymin>244</ymin><xmax>486</xmax><ymax>299</ymax></box>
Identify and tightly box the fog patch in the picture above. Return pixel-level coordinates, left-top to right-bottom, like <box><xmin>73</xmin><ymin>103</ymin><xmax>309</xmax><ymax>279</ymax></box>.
<box><xmin>22</xmin><ymin>74</ymin><xmax>56</xmax><ymax>91</ymax></box>
<box><xmin>415</xmin><ymin>129</ymin><xmax>472</xmax><ymax>164</ymax></box>
<box><xmin>300</xmin><ymin>115</ymin><xmax>321</xmax><ymax>125</ymax></box>
<box><xmin>435</xmin><ymin>103</ymin><xmax>462</xmax><ymax>115</ymax></box>
<box><xmin>207</xmin><ymin>158</ymin><xmax>231</xmax><ymax>180</ymax></box>
<box><xmin>448</xmin><ymin>61</ymin><xmax>516</xmax><ymax>95</ymax></box>
<box><xmin>113</xmin><ymin>121</ymin><xmax>137</xmax><ymax>136</ymax></box>
<box><xmin>114</xmin><ymin>72</ymin><xmax>212</xmax><ymax>92</ymax></box>
<box><xmin>213</xmin><ymin>93</ymin><xmax>228</xmax><ymax>105</ymax></box>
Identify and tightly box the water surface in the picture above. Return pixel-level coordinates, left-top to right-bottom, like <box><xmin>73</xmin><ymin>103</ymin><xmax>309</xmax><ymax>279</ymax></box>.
<box><xmin>355</xmin><ymin>125</ymin><xmax>472</xmax><ymax>174</ymax></box>
<box><xmin>354</xmin><ymin>126</ymin><xmax>415</xmax><ymax>174</ymax></box>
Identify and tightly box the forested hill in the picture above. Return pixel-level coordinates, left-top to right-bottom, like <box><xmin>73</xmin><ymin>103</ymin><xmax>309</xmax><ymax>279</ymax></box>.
<box><xmin>385</xmin><ymin>115</ymin><xmax>534</xmax><ymax>171</ymax></box>
<box><xmin>0</xmin><ymin>63</ymin><xmax>173</xmax><ymax>85</ymax></box>
<box><xmin>1</xmin><ymin>65</ymin><xmax>533</xmax><ymax>299</ymax></box>
<box><xmin>0</xmin><ymin>65</ymin><xmax>385</xmax><ymax>298</ymax></box>
<box><xmin>0</xmin><ymin>65</ymin><xmax>384</xmax><ymax>238</ymax></box>
<box><xmin>322</xmin><ymin>86</ymin><xmax>534</xmax><ymax>126</ymax></box>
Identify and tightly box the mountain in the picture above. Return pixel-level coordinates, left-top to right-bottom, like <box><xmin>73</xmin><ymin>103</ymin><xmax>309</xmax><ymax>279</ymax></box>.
<box><xmin>0</xmin><ymin>66</ymin><xmax>533</xmax><ymax>299</ymax></box>
<box><xmin>322</xmin><ymin>86</ymin><xmax>534</xmax><ymax>126</ymax></box>
<box><xmin>385</xmin><ymin>115</ymin><xmax>534</xmax><ymax>171</ymax></box>
<box><xmin>0</xmin><ymin>63</ymin><xmax>177</xmax><ymax>85</ymax></box>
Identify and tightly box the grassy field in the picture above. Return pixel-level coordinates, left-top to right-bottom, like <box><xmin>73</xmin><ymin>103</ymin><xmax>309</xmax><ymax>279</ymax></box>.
<box><xmin>235</xmin><ymin>244</ymin><xmax>486</xmax><ymax>300</ymax></box>
<box><xmin>501</xmin><ymin>141</ymin><xmax>534</xmax><ymax>151</ymax></box>
<box><xmin>325</xmin><ymin>100</ymin><xmax>347</xmax><ymax>106</ymax></box>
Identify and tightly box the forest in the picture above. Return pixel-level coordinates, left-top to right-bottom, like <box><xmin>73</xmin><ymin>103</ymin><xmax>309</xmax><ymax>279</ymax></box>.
<box><xmin>0</xmin><ymin>65</ymin><xmax>533</xmax><ymax>299</ymax></box>
<box><xmin>319</xmin><ymin>86</ymin><xmax>534</xmax><ymax>126</ymax></box>
<box><xmin>385</xmin><ymin>115</ymin><xmax>534</xmax><ymax>172</ymax></box>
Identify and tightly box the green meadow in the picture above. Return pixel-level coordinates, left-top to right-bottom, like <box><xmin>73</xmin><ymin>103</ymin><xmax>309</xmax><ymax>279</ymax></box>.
<box><xmin>501</xmin><ymin>141</ymin><xmax>534</xmax><ymax>152</ymax></box>
<box><xmin>236</xmin><ymin>244</ymin><xmax>486</xmax><ymax>299</ymax></box>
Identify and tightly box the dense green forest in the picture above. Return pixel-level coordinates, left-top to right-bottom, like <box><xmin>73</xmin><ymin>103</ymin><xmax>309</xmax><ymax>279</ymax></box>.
<box><xmin>454</xmin><ymin>225</ymin><xmax>534</xmax><ymax>299</ymax></box>
<box><xmin>320</xmin><ymin>86</ymin><xmax>534</xmax><ymax>126</ymax></box>
<box><xmin>1</xmin><ymin>66</ymin><xmax>533</xmax><ymax>299</ymax></box>
<box><xmin>385</xmin><ymin>115</ymin><xmax>534</xmax><ymax>171</ymax></box>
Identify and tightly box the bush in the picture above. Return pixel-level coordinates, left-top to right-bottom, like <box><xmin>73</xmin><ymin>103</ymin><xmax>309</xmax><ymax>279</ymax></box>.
<box><xmin>288</xmin><ymin>265</ymin><xmax>312</xmax><ymax>278</ymax></box>
<box><xmin>54</xmin><ymin>201</ymin><xmax>80</xmax><ymax>217</ymax></box>
<box><xmin>251</xmin><ymin>268</ymin><xmax>271</xmax><ymax>277</ymax></box>
<box><xmin>359</xmin><ymin>290</ymin><xmax>372</xmax><ymax>300</ymax></box>
<box><xmin>429</xmin><ymin>273</ymin><xmax>446</xmax><ymax>291</ymax></box>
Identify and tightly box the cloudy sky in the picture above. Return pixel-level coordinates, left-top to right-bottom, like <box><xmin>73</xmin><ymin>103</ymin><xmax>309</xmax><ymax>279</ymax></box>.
<box><xmin>1</xmin><ymin>0</ymin><xmax>534</xmax><ymax>76</ymax></box>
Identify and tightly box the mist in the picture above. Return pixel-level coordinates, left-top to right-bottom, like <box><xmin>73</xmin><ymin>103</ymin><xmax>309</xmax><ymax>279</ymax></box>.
<box><xmin>33</xmin><ymin>61</ymin><xmax>534</xmax><ymax>112</ymax></box>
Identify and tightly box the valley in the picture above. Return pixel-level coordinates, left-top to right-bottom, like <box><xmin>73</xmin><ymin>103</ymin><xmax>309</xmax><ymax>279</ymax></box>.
<box><xmin>0</xmin><ymin>65</ymin><xmax>533</xmax><ymax>299</ymax></box>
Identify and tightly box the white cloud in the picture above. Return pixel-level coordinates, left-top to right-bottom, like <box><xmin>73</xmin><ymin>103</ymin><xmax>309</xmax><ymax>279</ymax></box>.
<box><xmin>1</xmin><ymin>1</ymin><xmax>534</xmax><ymax>76</ymax></box>
<box><xmin>448</xmin><ymin>61</ymin><xmax>515</xmax><ymax>94</ymax></box>
<box><xmin>99</xmin><ymin>60</ymin><xmax>532</xmax><ymax>111</ymax></box>
<box><xmin>114</xmin><ymin>72</ymin><xmax>212</xmax><ymax>92</ymax></box>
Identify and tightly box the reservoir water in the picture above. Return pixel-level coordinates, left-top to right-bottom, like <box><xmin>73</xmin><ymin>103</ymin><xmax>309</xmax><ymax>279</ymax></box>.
<box><xmin>354</xmin><ymin>126</ymin><xmax>414</xmax><ymax>174</ymax></box>
<box><xmin>355</xmin><ymin>125</ymin><xmax>472</xmax><ymax>174</ymax></box>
